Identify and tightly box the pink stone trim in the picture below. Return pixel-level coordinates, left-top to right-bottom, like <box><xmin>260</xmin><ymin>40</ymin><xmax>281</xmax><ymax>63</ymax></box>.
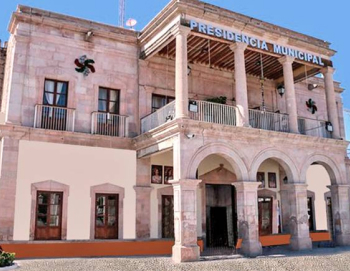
<box><xmin>90</xmin><ymin>183</ymin><xmax>125</xmax><ymax>240</ymax></box>
<box><xmin>30</xmin><ymin>180</ymin><xmax>70</xmax><ymax>241</ymax></box>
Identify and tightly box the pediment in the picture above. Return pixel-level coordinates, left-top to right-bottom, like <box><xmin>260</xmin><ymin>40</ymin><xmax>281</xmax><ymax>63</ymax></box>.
<box><xmin>199</xmin><ymin>164</ymin><xmax>237</xmax><ymax>184</ymax></box>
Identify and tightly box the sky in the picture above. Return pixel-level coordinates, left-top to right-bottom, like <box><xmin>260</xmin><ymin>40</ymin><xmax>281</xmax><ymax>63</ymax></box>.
<box><xmin>0</xmin><ymin>0</ymin><xmax>349</xmax><ymax>135</ymax></box>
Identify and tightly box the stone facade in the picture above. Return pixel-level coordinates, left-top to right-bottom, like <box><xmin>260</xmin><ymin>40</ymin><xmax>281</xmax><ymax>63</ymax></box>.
<box><xmin>0</xmin><ymin>0</ymin><xmax>349</xmax><ymax>263</ymax></box>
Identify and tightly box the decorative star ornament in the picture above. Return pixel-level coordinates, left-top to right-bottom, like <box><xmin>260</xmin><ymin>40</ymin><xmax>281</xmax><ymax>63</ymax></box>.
<box><xmin>306</xmin><ymin>98</ymin><xmax>318</xmax><ymax>114</ymax></box>
<box><xmin>74</xmin><ymin>55</ymin><xmax>95</xmax><ymax>76</ymax></box>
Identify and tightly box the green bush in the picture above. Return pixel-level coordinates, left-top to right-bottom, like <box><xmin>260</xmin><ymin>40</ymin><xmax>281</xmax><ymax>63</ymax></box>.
<box><xmin>0</xmin><ymin>250</ymin><xmax>15</xmax><ymax>268</ymax></box>
<box><xmin>206</xmin><ymin>96</ymin><xmax>227</xmax><ymax>104</ymax></box>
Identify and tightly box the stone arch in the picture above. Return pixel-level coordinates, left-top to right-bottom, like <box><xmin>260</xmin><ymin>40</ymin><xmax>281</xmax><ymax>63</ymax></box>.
<box><xmin>30</xmin><ymin>180</ymin><xmax>70</xmax><ymax>241</ymax></box>
<box><xmin>90</xmin><ymin>183</ymin><xmax>125</xmax><ymax>239</ymax></box>
<box><xmin>187</xmin><ymin>142</ymin><xmax>249</xmax><ymax>181</ymax></box>
<box><xmin>300</xmin><ymin>154</ymin><xmax>343</xmax><ymax>185</ymax></box>
<box><xmin>249</xmin><ymin>148</ymin><xmax>299</xmax><ymax>183</ymax></box>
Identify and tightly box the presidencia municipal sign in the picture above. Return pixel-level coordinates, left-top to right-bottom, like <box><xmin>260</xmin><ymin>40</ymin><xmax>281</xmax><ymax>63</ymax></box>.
<box><xmin>189</xmin><ymin>20</ymin><xmax>326</xmax><ymax>66</ymax></box>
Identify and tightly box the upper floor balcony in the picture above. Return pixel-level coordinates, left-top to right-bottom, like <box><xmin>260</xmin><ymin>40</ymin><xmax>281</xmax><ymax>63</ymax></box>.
<box><xmin>34</xmin><ymin>104</ymin><xmax>129</xmax><ymax>138</ymax></box>
<box><xmin>140</xmin><ymin>100</ymin><xmax>334</xmax><ymax>139</ymax></box>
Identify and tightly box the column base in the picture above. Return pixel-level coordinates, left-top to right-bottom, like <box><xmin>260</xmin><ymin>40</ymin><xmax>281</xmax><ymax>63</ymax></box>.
<box><xmin>290</xmin><ymin>237</ymin><xmax>312</xmax><ymax>251</ymax></box>
<box><xmin>172</xmin><ymin>244</ymin><xmax>200</xmax><ymax>263</ymax></box>
<box><xmin>335</xmin><ymin>234</ymin><xmax>350</xmax><ymax>246</ymax></box>
<box><xmin>240</xmin><ymin>240</ymin><xmax>262</xmax><ymax>258</ymax></box>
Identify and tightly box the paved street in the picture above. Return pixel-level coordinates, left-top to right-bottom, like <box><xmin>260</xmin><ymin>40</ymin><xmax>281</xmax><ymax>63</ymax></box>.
<box><xmin>15</xmin><ymin>247</ymin><xmax>350</xmax><ymax>271</ymax></box>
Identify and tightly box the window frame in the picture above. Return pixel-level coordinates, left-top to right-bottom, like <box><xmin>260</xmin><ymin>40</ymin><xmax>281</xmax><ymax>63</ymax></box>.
<box><xmin>98</xmin><ymin>87</ymin><xmax>120</xmax><ymax>114</ymax></box>
<box><xmin>43</xmin><ymin>79</ymin><xmax>69</xmax><ymax>108</ymax></box>
<box><xmin>151</xmin><ymin>94</ymin><xmax>175</xmax><ymax>113</ymax></box>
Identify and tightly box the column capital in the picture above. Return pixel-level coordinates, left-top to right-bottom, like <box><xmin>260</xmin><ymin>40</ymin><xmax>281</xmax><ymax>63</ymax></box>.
<box><xmin>232</xmin><ymin>181</ymin><xmax>260</xmax><ymax>190</ymax></box>
<box><xmin>321</xmin><ymin>66</ymin><xmax>335</xmax><ymax>75</ymax></box>
<box><xmin>133</xmin><ymin>185</ymin><xmax>154</xmax><ymax>193</ymax></box>
<box><xmin>230</xmin><ymin>42</ymin><xmax>248</xmax><ymax>52</ymax></box>
<box><xmin>172</xmin><ymin>25</ymin><xmax>191</xmax><ymax>37</ymax></box>
<box><xmin>170</xmin><ymin>179</ymin><xmax>202</xmax><ymax>188</ymax></box>
<box><xmin>278</xmin><ymin>55</ymin><xmax>295</xmax><ymax>65</ymax></box>
<box><xmin>280</xmin><ymin>183</ymin><xmax>308</xmax><ymax>191</ymax></box>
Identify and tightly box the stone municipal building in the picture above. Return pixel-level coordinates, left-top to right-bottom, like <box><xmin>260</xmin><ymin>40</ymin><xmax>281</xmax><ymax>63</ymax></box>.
<box><xmin>0</xmin><ymin>0</ymin><xmax>349</xmax><ymax>263</ymax></box>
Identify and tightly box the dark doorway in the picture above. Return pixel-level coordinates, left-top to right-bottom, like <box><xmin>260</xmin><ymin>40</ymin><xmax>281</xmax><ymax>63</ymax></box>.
<box><xmin>162</xmin><ymin>195</ymin><xmax>174</xmax><ymax>238</ymax></box>
<box><xmin>307</xmin><ymin>197</ymin><xmax>315</xmax><ymax>231</ymax></box>
<box><xmin>95</xmin><ymin>194</ymin><xmax>119</xmax><ymax>239</ymax></box>
<box><xmin>258</xmin><ymin>197</ymin><xmax>273</xmax><ymax>236</ymax></box>
<box><xmin>206</xmin><ymin>184</ymin><xmax>237</xmax><ymax>251</ymax></box>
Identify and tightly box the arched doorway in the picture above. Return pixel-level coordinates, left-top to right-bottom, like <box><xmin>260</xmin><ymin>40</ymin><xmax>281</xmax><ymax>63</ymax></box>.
<box><xmin>197</xmin><ymin>154</ymin><xmax>238</xmax><ymax>255</ymax></box>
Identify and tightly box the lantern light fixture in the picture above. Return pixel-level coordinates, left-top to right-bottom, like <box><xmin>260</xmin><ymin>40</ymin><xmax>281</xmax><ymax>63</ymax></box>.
<box><xmin>277</xmin><ymin>85</ymin><xmax>285</xmax><ymax>97</ymax></box>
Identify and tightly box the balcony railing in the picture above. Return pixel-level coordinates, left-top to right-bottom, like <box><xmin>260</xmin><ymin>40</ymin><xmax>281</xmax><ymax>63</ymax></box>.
<box><xmin>189</xmin><ymin>100</ymin><xmax>237</xmax><ymax>126</ymax></box>
<box><xmin>141</xmin><ymin>101</ymin><xmax>176</xmax><ymax>133</ymax></box>
<box><xmin>34</xmin><ymin>104</ymin><xmax>75</xmax><ymax>132</ymax></box>
<box><xmin>298</xmin><ymin>117</ymin><xmax>332</xmax><ymax>138</ymax></box>
<box><xmin>91</xmin><ymin>112</ymin><xmax>129</xmax><ymax>137</ymax></box>
<box><xmin>249</xmin><ymin>109</ymin><xmax>289</xmax><ymax>133</ymax></box>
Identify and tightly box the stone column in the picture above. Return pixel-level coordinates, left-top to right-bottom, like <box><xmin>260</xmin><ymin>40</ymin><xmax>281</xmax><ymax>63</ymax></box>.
<box><xmin>0</xmin><ymin>137</ymin><xmax>20</xmax><ymax>241</ymax></box>
<box><xmin>328</xmin><ymin>184</ymin><xmax>350</xmax><ymax>246</ymax></box>
<box><xmin>278</xmin><ymin>56</ymin><xmax>299</xmax><ymax>134</ymax></box>
<box><xmin>281</xmin><ymin>184</ymin><xmax>312</xmax><ymax>250</ymax></box>
<box><xmin>174</xmin><ymin>26</ymin><xmax>191</xmax><ymax>119</ymax></box>
<box><xmin>134</xmin><ymin>158</ymin><xmax>153</xmax><ymax>238</ymax></box>
<box><xmin>232</xmin><ymin>182</ymin><xmax>262</xmax><ymax>257</ymax></box>
<box><xmin>230</xmin><ymin>43</ymin><xmax>249</xmax><ymax>127</ymax></box>
<box><xmin>171</xmin><ymin>179</ymin><xmax>201</xmax><ymax>263</ymax></box>
<box><xmin>321</xmin><ymin>67</ymin><xmax>340</xmax><ymax>139</ymax></box>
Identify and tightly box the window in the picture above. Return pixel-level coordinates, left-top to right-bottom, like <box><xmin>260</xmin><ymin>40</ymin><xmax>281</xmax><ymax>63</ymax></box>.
<box><xmin>35</xmin><ymin>191</ymin><xmax>63</xmax><ymax>240</ymax></box>
<box><xmin>152</xmin><ymin>94</ymin><xmax>174</xmax><ymax>113</ymax></box>
<box><xmin>95</xmin><ymin>194</ymin><xmax>119</xmax><ymax>239</ymax></box>
<box><xmin>98</xmin><ymin>88</ymin><xmax>120</xmax><ymax>114</ymax></box>
<box><xmin>43</xmin><ymin>79</ymin><xmax>68</xmax><ymax>107</ymax></box>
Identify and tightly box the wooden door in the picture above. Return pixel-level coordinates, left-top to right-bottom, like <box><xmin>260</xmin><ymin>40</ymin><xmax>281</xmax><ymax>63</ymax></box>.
<box><xmin>258</xmin><ymin>197</ymin><xmax>273</xmax><ymax>236</ymax></box>
<box><xmin>162</xmin><ymin>195</ymin><xmax>174</xmax><ymax>238</ymax></box>
<box><xmin>95</xmin><ymin>194</ymin><xmax>119</xmax><ymax>239</ymax></box>
<box><xmin>35</xmin><ymin>191</ymin><xmax>63</xmax><ymax>240</ymax></box>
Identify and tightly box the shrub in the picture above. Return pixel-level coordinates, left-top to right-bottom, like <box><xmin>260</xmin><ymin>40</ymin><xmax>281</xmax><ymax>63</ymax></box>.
<box><xmin>0</xmin><ymin>246</ymin><xmax>15</xmax><ymax>268</ymax></box>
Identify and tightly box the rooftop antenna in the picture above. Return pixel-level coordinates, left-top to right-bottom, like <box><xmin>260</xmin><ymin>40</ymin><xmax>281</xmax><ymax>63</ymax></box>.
<box><xmin>126</xmin><ymin>18</ymin><xmax>137</xmax><ymax>30</ymax></box>
<box><xmin>118</xmin><ymin>0</ymin><xmax>125</xmax><ymax>27</ymax></box>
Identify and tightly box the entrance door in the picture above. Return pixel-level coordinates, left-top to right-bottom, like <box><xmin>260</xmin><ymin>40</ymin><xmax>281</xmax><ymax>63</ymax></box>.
<box><xmin>307</xmin><ymin>197</ymin><xmax>315</xmax><ymax>231</ymax></box>
<box><xmin>95</xmin><ymin>194</ymin><xmax>119</xmax><ymax>239</ymax></box>
<box><xmin>162</xmin><ymin>195</ymin><xmax>174</xmax><ymax>238</ymax></box>
<box><xmin>206</xmin><ymin>184</ymin><xmax>237</xmax><ymax>249</ymax></box>
<box><xmin>35</xmin><ymin>191</ymin><xmax>63</xmax><ymax>240</ymax></box>
<box><xmin>326</xmin><ymin>197</ymin><xmax>334</xmax><ymax>240</ymax></box>
<box><xmin>258</xmin><ymin>197</ymin><xmax>273</xmax><ymax>236</ymax></box>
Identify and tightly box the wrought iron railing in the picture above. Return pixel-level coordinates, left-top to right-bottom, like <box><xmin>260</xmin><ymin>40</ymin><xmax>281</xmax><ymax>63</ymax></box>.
<box><xmin>298</xmin><ymin>117</ymin><xmax>332</xmax><ymax>138</ymax></box>
<box><xmin>249</xmin><ymin>109</ymin><xmax>289</xmax><ymax>132</ymax></box>
<box><xmin>141</xmin><ymin>101</ymin><xmax>176</xmax><ymax>133</ymax></box>
<box><xmin>34</xmin><ymin>104</ymin><xmax>75</xmax><ymax>132</ymax></box>
<box><xmin>91</xmin><ymin>112</ymin><xmax>128</xmax><ymax>137</ymax></box>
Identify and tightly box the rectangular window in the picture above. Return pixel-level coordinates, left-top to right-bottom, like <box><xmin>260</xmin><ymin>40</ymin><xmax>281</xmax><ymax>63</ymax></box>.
<box><xmin>152</xmin><ymin>94</ymin><xmax>174</xmax><ymax>113</ymax></box>
<box><xmin>35</xmin><ymin>191</ymin><xmax>63</xmax><ymax>240</ymax></box>
<box><xmin>43</xmin><ymin>79</ymin><xmax>68</xmax><ymax>107</ymax></box>
<box><xmin>98</xmin><ymin>88</ymin><xmax>120</xmax><ymax>114</ymax></box>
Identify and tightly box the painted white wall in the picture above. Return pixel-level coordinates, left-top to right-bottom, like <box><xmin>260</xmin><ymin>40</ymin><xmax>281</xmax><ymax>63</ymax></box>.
<box><xmin>307</xmin><ymin>165</ymin><xmax>331</xmax><ymax>231</ymax></box>
<box><xmin>14</xmin><ymin>140</ymin><xmax>136</xmax><ymax>241</ymax></box>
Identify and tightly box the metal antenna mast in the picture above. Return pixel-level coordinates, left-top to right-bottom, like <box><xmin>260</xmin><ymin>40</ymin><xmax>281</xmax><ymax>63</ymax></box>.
<box><xmin>118</xmin><ymin>0</ymin><xmax>125</xmax><ymax>27</ymax></box>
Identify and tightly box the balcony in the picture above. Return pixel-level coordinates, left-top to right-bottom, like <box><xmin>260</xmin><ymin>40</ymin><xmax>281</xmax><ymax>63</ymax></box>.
<box><xmin>298</xmin><ymin>117</ymin><xmax>332</xmax><ymax>138</ymax></box>
<box><xmin>91</xmin><ymin>112</ymin><xmax>129</xmax><ymax>137</ymax></box>
<box><xmin>140</xmin><ymin>100</ymin><xmax>334</xmax><ymax>140</ymax></box>
<box><xmin>34</xmin><ymin>104</ymin><xmax>75</xmax><ymax>132</ymax></box>
<box><xmin>249</xmin><ymin>109</ymin><xmax>289</xmax><ymax>133</ymax></box>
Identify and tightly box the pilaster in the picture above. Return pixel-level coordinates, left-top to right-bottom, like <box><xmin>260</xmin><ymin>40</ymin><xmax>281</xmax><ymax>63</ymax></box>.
<box><xmin>171</xmin><ymin>179</ymin><xmax>201</xmax><ymax>263</ymax></box>
<box><xmin>232</xmin><ymin>181</ymin><xmax>262</xmax><ymax>257</ymax></box>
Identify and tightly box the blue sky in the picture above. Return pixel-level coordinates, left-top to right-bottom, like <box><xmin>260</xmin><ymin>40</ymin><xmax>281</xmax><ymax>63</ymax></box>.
<box><xmin>0</xmin><ymin>1</ymin><xmax>349</xmax><ymax>111</ymax></box>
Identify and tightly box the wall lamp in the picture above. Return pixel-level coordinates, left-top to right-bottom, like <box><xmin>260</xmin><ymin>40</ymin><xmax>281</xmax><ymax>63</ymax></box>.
<box><xmin>325</xmin><ymin>121</ymin><xmax>333</xmax><ymax>132</ymax></box>
<box><xmin>308</xmin><ymin>84</ymin><xmax>319</xmax><ymax>91</ymax></box>
<box><xmin>277</xmin><ymin>85</ymin><xmax>285</xmax><ymax>97</ymax></box>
